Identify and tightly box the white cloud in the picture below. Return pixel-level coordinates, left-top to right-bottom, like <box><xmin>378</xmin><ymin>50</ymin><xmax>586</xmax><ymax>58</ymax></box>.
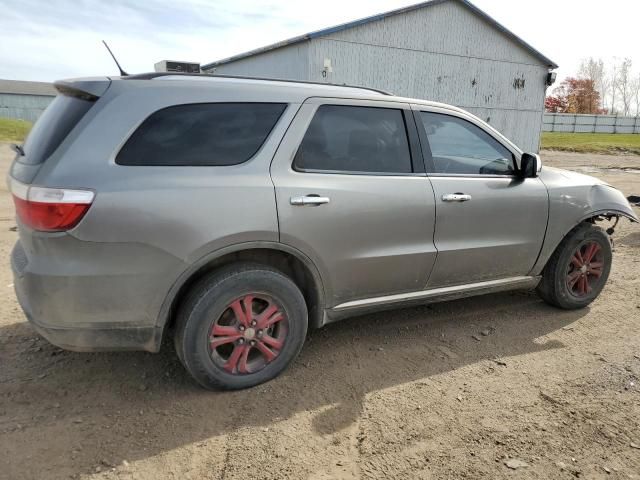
<box><xmin>0</xmin><ymin>0</ymin><xmax>638</xmax><ymax>82</ymax></box>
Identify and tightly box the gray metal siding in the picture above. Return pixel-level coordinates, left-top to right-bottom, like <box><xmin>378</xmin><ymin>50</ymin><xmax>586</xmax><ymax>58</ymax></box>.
<box><xmin>204</xmin><ymin>0</ymin><xmax>551</xmax><ymax>152</ymax></box>
<box><xmin>310</xmin><ymin>0</ymin><xmax>548</xmax><ymax>152</ymax></box>
<box><xmin>308</xmin><ymin>39</ymin><xmax>547</xmax><ymax>110</ymax></box>
<box><xmin>0</xmin><ymin>93</ymin><xmax>53</xmax><ymax>123</ymax></box>
<box><xmin>306</xmin><ymin>42</ymin><xmax>547</xmax><ymax>151</ymax></box>
<box><xmin>322</xmin><ymin>1</ymin><xmax>545</xmax><ymax>66</ymax></box>
<box><xmin>211</xmin><ymin>42</ymin><xmax>310</xmax><ymax>80</ymax></box>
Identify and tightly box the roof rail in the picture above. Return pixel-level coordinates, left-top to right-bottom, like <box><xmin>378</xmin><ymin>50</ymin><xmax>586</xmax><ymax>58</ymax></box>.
<box><xmin>123</xmin><ymin>72</ymin><xmax>393</xmax><ymax>96</ymax></box>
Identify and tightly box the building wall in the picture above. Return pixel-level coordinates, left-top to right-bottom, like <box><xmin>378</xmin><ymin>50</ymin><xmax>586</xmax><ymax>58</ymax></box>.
<box><xmin>319</xmin><ymin>1</ymin><xmax>544</xmax><ymax>66</ymax></box>
<box><xmin>307</xmin><ymin>39</ymin><xmax>548</xmax><ymax>151</ymax></box>
<box><xmin>210</xmin><ymin>42</ymin><xmax>310</xmax><ymax>80</ymax></box>
<box><xmin>0</xmin><ymin>93</ymin><xmax>54</xmax><ymax>123</ymax></box>
<box><xmin>210</xmin><ymin>0</ymin><xmax>551</xmax><ymax>152</ymax></box>
<box><xmin>310</xmin><ymin>1</ymin><xmax>549</xmax><ymax>152</ymax></box>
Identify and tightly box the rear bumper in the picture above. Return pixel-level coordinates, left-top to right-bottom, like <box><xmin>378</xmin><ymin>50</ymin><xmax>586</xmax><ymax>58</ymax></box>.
<box><xmin>21</xmin><ymin>311</ymin><xmax>162</xmax><ymax>353</ymax></box>
<box><xmin>10</xmin><ymin>236</ymin><xmax>180</xmax><ymax>353</ymax></box>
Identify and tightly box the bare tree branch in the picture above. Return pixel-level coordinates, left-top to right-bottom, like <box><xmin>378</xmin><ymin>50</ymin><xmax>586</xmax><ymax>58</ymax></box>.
<box><xmin>609</xmin><ymin>58</ymin><xmax>620</xmax><ymax>115</ymax></box>
<box><xmin>617</xmin><ymin>58</ymin><xmax>633</xmax><ymax>116</ymax></box>
<box><xmin>633</xmin><ymin>73</ymin><xmax>640</xmax><ymax>116</ymax></box>
<box><xmin>579</xmin><ymin>57</ymin><xmax>606</xmax><ymax>112</ymax></box>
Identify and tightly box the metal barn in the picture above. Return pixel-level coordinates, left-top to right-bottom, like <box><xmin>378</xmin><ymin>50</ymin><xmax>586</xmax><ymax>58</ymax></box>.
<box><xmin>0</xmin><ymin>79</ymin><xmax>56</xmax><ymax>123</ymax></box>
<box><xmin>202</xmin><ymin>0</ymin><xmax>557</xmax><ymax>152</ymax></box>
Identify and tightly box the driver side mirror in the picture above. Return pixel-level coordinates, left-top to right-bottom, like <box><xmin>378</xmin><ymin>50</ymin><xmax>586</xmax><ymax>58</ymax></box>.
<box><xmin>519</xmin><ymin>153</ymin><xmax>541</xmax><ymax>178</ymax></box>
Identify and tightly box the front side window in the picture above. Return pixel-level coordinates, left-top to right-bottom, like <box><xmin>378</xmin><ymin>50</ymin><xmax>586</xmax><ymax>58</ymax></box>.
<box><xmin>420</xmin><ymin>112</ymin><xmax>515</xmax><ymax>175</ymax></box>
<box><xmin>116</xmin><ymin>103</ymin><xmax>287</xmax><ymax>166</ymax></box>
<box><xmin>294</xmin><ymin>105</ymin><xmax>413</xmax><ymax>174</ymax></box>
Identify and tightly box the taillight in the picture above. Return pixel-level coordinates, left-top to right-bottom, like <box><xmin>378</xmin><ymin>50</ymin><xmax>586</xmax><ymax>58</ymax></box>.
<box><xmin>9</xmin><ymin>178</ymin><xmax>94</xmax><ymax>232</ymax></box>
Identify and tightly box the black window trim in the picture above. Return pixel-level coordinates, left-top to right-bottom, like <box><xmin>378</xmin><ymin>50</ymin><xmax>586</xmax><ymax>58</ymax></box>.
<box><xmin>115</xmin><ymin>101</ymin><xmax>288</xmax><ymax>167</ymax></box>
<box><xmin>412</xmin><ymin>109</ymin><xmax>519</xmax><ymax>178</ymax></box>
<box><xmin>292</xmin><ymin>104</ymin><xmax>425</xmax><ymax>177</ymax></box>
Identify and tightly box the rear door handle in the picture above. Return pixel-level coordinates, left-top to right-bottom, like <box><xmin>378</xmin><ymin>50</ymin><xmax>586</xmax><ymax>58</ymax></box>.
<box><xmin>441</xmin><ymin>193</ymin><xmax>472</xmax><ymax>202</ymax></box>
<box><xmin>290</xmin><ymin>195</ymin><xmax>331</xmax><ymax>206</ymax></box>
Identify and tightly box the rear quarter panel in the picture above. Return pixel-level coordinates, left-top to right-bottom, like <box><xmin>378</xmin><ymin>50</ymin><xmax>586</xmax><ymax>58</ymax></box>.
<box><xmin>30</xmin><ymin>82</ymin><xmax>301</xmax><ymax>327</ymax></box>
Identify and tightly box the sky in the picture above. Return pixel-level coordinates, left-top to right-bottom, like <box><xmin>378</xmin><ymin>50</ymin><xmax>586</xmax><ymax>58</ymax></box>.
<box><xmin>0</xmin><ymin>0</ymin><xmax>638</xmax><ymax>83</ymax></box>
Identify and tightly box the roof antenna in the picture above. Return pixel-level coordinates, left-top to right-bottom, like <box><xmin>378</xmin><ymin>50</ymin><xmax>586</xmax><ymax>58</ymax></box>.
<box><xmin>102</xmin><ymin>40</ymin><xmax>128</xmax><ymax>76</ymax></box>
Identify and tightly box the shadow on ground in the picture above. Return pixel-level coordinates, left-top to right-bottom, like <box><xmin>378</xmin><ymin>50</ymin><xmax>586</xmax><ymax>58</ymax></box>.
<box><xmin>0</xmin><ymin>290</ymin><xmax>586</xmax><ymax>477</ymax></box>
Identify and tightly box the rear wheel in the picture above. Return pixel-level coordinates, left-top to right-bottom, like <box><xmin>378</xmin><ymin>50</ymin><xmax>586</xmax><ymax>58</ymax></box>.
<box><xmin>174</xmin><ymin>263</ymin><xmax>308</xmax><ymax>390</ymax></box>
<box><xmin>537</xmin><ymin>223</ymin><xmax>612</xmax><ymax>309</ymax></box>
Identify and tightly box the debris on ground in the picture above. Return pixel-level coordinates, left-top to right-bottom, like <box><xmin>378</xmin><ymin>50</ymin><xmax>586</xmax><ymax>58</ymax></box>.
<box><xmin>504</xmin><ymin>458</ymin><xmax>529</xmax><ymax>469</ymax></box>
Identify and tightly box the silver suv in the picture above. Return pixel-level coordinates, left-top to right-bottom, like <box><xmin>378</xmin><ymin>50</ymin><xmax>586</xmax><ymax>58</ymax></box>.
<box><xmin>9</xmin><ymin>73</ymin><xmax>638</xmax><ymax>390</ymax></box>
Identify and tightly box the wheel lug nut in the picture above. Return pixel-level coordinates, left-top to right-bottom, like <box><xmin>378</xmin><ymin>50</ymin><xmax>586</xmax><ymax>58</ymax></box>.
<box><xmin>250</xmin><ymin>340</ymin><xmax>256</xmax><ymax>346</ymax></box>
<box><xmin>250</xmin><ymin>320</ymin><xmax>257</xmax><ymax>327</ymax></box>
<box><xmin>239</xmin><ymin>325</ymin><xmax>245</xmax><ymax>331</ymax></box>
<box><xmin>238</xmin><ymin>338</ymin><xmax>245</xmax><ymax>344</ymax></box>
<box><xmin>257</xmin><ymin>330</ymin><xmax>263</xmax><ymax>336</ymax></box>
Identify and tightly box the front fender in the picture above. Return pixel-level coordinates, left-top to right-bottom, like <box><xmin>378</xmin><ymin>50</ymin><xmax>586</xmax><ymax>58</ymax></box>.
<box><xmin>531</xmin><ymin>168</ymin><xmax>638</xmax><ymax>275</ymax></box>
<box><xmin>582</xmin><ymin>183</ymin><xmax>638</xmax><ymax>223</ymax></box>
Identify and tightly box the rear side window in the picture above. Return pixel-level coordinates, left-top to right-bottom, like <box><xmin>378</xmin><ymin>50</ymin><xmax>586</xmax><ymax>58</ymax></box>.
<box><xmin>293</xmin><ymin>105</ymin><xmax>413</xmax><ymax>174</ymax></box>
<box><xmin>116</xmin><ymin>103</ymin><xmax>287</xmax><ymax>166</ymax></box>
<box><xmin>21</xmin><ymin>95</ymin><xmax>94</xmax><ymax>165</ymax></box>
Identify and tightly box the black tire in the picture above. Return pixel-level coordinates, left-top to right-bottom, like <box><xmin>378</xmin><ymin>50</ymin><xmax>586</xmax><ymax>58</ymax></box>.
<box><xmin>537</xmin><ymin>223</ymin><xmax>612</xmax><ymax>309</ymax></box>
<box><xmin>174</xmin><ymin>263</ymin><xmax>308</xmax><ymax>390</ymax></box>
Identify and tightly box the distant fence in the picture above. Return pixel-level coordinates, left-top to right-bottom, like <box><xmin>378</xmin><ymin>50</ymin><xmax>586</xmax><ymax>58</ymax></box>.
<box><xmin>543</xmin><ymin>113</ymin><xmax>640</xmax><ymax>134</ymax></box>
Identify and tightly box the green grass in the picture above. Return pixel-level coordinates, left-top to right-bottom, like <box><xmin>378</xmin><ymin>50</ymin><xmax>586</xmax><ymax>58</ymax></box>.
<box><xmin>541</xmin><ymin>132</ymin><xmax>640</xmax><ymax>155</ymax></box>
<box><xmin>0</xmin><ymin>117</ymin><xmax>32</xmax><ymax>143</ymax></box>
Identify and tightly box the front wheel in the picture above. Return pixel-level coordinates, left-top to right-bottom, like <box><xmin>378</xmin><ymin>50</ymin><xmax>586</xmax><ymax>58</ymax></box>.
<box><xmin>174</xmin><ymin>263</ymin><xmax>308</xmax><ymax>390</ymax></box>
<box><xmin>537</xmin><ymin>223</ymin><xmax>612</xmax><ymax>309</ymax></box>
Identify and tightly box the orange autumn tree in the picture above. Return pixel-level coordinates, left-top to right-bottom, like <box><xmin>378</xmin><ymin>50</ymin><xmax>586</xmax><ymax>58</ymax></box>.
<box><xmin>545</xmin><ymin>77</ymin><xmax>605</xmax><ymax>114</ymax></box>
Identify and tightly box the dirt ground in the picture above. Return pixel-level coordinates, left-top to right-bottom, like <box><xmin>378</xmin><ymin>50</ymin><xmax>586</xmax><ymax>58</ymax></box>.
<box><xmin>0</xmin><ymin>144</ymin><xmax>639</xmax><ymax>480</ymax></box>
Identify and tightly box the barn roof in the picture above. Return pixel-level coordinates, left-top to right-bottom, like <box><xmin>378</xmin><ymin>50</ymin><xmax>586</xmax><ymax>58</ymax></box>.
<box><xmin>202</xmin><ymin>0</ymin><xmax>558</xmax><ymax>70</ymax></box>
<box><xmin>0</xmin><ymin>79</ymin><xmax>56</xmax><ymax>96</ymax></box>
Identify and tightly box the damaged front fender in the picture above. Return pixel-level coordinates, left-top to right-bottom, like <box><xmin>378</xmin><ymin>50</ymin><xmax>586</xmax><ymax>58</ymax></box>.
<box><xmin>581</xmin><ymin>184</ymin><xmax>639</xmax><ymax>223</ymax></box>
<box><xmin>531</xmin><ymin>167</ymin><xmax>639</xmax><ymax>275</ymax></box>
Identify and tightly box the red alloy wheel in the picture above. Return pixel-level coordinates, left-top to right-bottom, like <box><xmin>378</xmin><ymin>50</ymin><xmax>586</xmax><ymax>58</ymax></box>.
<box><xmin>566</xmin><ymin>241</ymin><xmax>605</xmax><ymax>297</ymax></box>
<box><xmin>208</xmin><ymin>294</ymin><xmax>288</xmax><ymax>375</ymax></box>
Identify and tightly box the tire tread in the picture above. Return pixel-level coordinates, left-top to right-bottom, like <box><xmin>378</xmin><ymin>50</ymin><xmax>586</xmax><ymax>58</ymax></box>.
<box><xmin>537</xmin><ymin>222</ymin><xmax>611</xmax><ymax>309</ymax></box>
<box><xmin>174</xmin><ymin>262</ymin><xmax>307</xmax><ymax>390</ymax></box>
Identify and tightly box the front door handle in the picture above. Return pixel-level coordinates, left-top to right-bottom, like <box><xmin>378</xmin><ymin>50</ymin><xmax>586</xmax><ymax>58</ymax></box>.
<box><xmin>290</xmin><ymin>195</ymin><xmax>331</xmax><ymax>206</ymax></box>
<box><xmin>442</xmin><ymin>193</ymin><xmax>472</xmax><ymax>202</ymax></box>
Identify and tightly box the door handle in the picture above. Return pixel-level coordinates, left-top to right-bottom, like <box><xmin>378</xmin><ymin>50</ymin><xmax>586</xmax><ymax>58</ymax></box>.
<box><xmin>290</xmin><ymin>195</ymin><xmax>331</xmax><ymax>206</ymax></box>
<box><xmin>441</xmin><ymin>193</ymin><xmax>472</xmax><ymax>202</ymax></box>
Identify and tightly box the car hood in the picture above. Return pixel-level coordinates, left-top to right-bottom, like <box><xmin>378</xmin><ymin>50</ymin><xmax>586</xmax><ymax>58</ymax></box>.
<box><xmin>538</xmin><ymin>166</ymin><xmax>639</xmax><ymax>223</ymax></box>
<box><xmin>539</xmin><ymin>166</ymin><xmax>608</xmax><ymax>186</ymax></box>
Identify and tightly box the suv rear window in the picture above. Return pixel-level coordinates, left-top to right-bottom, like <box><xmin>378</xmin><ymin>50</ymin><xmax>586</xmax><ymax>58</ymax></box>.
<box><xmin>116</xmin><ymin>103</ymin><xmax>287</xmax><ymax>166</ymax></box>
<box><xmin>21</xmin><ymin>94</ymin><xmax>94</xmax><ymax>165</ymax></box>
